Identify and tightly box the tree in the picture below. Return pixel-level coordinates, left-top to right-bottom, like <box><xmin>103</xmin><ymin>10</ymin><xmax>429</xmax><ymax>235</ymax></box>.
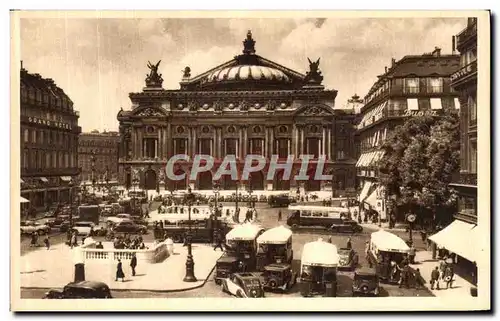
<box><xmin>378</xmin><ymin>111</ymin><xmax>460</xmax><ymax>227</ymax></box>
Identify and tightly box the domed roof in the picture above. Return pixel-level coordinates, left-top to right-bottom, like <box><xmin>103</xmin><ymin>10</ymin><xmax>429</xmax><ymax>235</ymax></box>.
<box><xmin>204</xmin><ymin>65</ymin><xmax>291</xmax><ymax>84</ymax></box>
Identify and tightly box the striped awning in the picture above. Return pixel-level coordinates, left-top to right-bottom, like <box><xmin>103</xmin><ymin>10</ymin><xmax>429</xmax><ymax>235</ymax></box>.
<box><xmin>364</xmin><ymin>188</ymin><xmax>378</xmax><ymax>209</ymax></box>
<box><xmin>358</xmin><ymin>181</ymin><xmax>373</xmax><ymax>202</ymax></box>
<box><xmin>430</xmin><ymin>98</ymin><xmax>443</xmax><ymax>110</ymax></box>
<box><xmin>407</xmin><ymin>98</ymin><xmax>419</xmax><ymax>111</ymax></box>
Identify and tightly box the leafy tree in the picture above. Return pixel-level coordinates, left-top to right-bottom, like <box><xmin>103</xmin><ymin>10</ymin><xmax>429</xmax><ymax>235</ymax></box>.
<box><xmin>378</xmin><ymin>111</ymin><xmax>460</xmax><ymax>227</ymax></box>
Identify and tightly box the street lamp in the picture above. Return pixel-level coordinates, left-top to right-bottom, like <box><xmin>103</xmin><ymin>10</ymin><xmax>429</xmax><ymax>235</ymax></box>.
<box><xmin>105</xmin><ymin>166</ymin><xmax>110</xmax><ymax>193</ymax></box>
<box><xmin>213</xmin><ymin>182</ymin><xmax>220</xmax><ymax>218</ymax></box>
<box><xmin>90</xmin><ymin>152</ymin><xmax>96</xmax><ymax>195</ymax></box>
<box><xmin>68</xmin><ymin>179</ymin><xmax>74</xmax><ymax>227</ymax></box>
<box><xmin>183</xmin><ymin>187</ymin><xmax>197</xmax><ymax>282</ymax></box>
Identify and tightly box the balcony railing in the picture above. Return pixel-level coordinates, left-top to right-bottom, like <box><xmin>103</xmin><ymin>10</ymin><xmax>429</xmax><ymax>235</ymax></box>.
<box><xmin>451</xmin><ymin>60</ymin><xmax>477</xmax><ymax>86</ymax></box>
<box><xmin>456</xmin><ymin>22</ymin><xmax>477</xmax><ymax>48</ymax></box>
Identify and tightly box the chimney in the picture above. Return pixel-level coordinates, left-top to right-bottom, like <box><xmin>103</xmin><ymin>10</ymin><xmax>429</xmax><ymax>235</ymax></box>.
<box><xmin>384</xmin><ymin>66</ymin><xmax>388</xmax><ymax>73</ymax></box>
<box><xmin>432</xmin><ymin>47</ymin><xmax>441</xmax><ymax>57</ymax></box>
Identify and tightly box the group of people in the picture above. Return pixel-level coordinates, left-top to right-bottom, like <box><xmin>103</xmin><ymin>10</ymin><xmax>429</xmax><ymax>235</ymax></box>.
<box><xmin>112</xmin><ymin>234</ymin><xmax>147</xmax><ymax>250</ymax></box>
<box><xmin>115</xmin><ymin>255</ymin><xmax>138</xmax><ymax>282</ymax></box>
<box><xmin>430</xmin><ymin>257</ymin><xmax>456</xmax><ymax>290</ymax></box>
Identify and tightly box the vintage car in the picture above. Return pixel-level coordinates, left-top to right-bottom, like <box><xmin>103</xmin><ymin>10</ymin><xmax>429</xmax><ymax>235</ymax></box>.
<box><xmin>338</xmin><ymin>247</ymin><xmax>359</xmax><ymax>270</ymax></box>
<box><xmin>43</xmin><ymin>281</ymin><xmax>113</xmax><ymax>299</ymax></box>
<box><xmin>368</xmin><ymin>230</ymin><xmax>410</xmax><ymax>284</ymax></box>
<box><xmin>267</xmin><ymin>195</ymin><xmax>291</xmax><ymax>208</ymax></box>
<box><xmin>220</xmin><ymin>272</ymin><xmax>265</xmax><ymax>298</ymax></box>
<box><xmin>20</xmin><ymin>221</ymin><xmax>51</xmax><ymax>235</ymax></box>
<box><xmin>352</xmin><ymin>268</ymin><xmax>380</xmax><ymax>296</ymax></box>
<box><xmin>73</xmin><ymin>221</ymin><xmax>95</xmax><ymax>236</ymax></box>
<box><xmin>112</xmin><ymin>220</ymin><xmax>148</xmax><ymax>234</ymax></box>
<box><xmin>106</xmin><ymin>213</ymin><xmax>133</xmax><ymax>225</ymax></box>
<box><xmin>299</xmin><ymin>238</ymin><xmax>339</xmax><ymax>297</ymax></box>
<box><xmin>261</xmin><ymin>263</ymin><xmax>297</xmax><ymax>291</ymax></box>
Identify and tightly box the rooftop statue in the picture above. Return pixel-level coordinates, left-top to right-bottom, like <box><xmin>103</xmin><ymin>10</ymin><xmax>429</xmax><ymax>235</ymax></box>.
<box><xmin>305</xmin><ymin>57</ymin><xmax>324</xmax><ymax>84</ymax></box>
<box><xmin>145</xmin><ymin>60</ymin><xmax>164</xmax><ymax>88</ymax></box>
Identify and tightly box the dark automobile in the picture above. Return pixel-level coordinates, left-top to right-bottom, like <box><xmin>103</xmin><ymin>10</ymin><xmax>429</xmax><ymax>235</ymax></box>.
<box><xmin>261</xmin><ymin>263</ymin><xmax>297</xmax><ymax>291</ymax></box>
<box><xmin>43</xmin><ymin>281</ymin><xmax>113</xmax><ymax>299</ymax></box>
<box><xmin>220</xmin><ymin>272</ymin><xmax>265</xmax><ymax>298</ymax></box>
<box><xmin>215</xmin><ymin>256</ymin><xmax>240</xmax><ymax>285</ymax></box>
<box><xmin>267</xmin><ymin>195</ymin><xmax>291</xmax><ymax>208</ymax></box>
<box><xmin>338</xmin><ymin>247</ymin><xmax>359</xmax><ymax>270</ymax></box>
<box><xmin>131</xmin><ymin>216</ymin><xmax>148</xmax><ymax>226</ymax></box>
<box><xmin>112</xmin><ymin>220</ymin><xmax>148</xmax><ymax>234</ymax></box>
<box><xmin>330</xmin><ymin>219</ymin><xmax>363</xmax><ymax>233</ymax></box>
<box><xmin>352</xmin><ymin>268</ymin><xmax>380</xmax><ymax>297</ymax></box>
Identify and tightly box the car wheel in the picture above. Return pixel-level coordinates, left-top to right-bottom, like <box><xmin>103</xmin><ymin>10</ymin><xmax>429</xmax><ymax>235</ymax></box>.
<box><xmin>236</xmin><ymin>289</ymin><xmax>244</xmax><ymax>298</ymax></box>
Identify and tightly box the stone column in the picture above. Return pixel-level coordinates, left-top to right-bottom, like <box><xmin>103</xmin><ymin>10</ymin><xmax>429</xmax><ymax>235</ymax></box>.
<box><xmin>157</xmin><ymin>127</ymin><xmax>162</xmax><ymax>159</ymax></box>
<box><xmin>326</xmin><ymin>127</ymin><xmax>331</xmax><ymax>160</ymax></box>
<box><xmin>218</xmin><ymin>127</ymin><xmax>222</xmax><ymax>159</ymax></box>
<box><xmin>293</xmin><ymin>124</ymin><xmax>298</xmax><ymax>157</ymax></box>
<box><xmin>193</xmin><ymin>126</ymin><xmax>198</xmax><ymax>157</ymax></box>
<box><xmin>239</xmin><ymin>127</ymin><xmax>243</xmax><ymax>159</ymax></box>
<box><xmin>322</xmin><ymin>126</ymin><xmax>326</xmax><ymax>158</ymax></box>
<box><xmin>132</xmin><ymin>127</ymin><xmax>138</xmax><ymax>159</ymax></box>
<box><xmin>269</xmin><ymin>127</ymin><xmax>275</xmax><ymax>158</ymax></box>
<box><xmin>187</xmin><ymin>126</ymin><xmax>192</xmax><ymax>158</ymax></box>
<box><xmin>300</xmin><ymin>126</ymin><xmax>305</xmax><ymax>155</ymax></box>
<box><xmin>213</xmin><ymin>126</ymin><xmax>218</xmax><ymax>159</ymax></box>
<box><xmin>165</xmin><ymin>123</ymin><xmax>170</xmax><ymax>158</ymax></box>
<box><xmin>242</xmin><ymin>126</ymin><xmax>248</xmax><ymax>156</ymax></box>
<box><xmin>138</xmin><ymin>127</ymin><xmax>143</xmax><ymax>158</ymax></box>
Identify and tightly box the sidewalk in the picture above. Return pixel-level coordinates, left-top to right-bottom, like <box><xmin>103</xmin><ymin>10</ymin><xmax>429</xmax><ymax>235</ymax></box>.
<box><xmin>410</xmin><ymin>250</ymin><xmax>474</xmax><ymax>298</ymax></box>
<box><xmin>20</xmin><ymin>242</ymin><xmax>222</xmax><ymax>292</ymax></box>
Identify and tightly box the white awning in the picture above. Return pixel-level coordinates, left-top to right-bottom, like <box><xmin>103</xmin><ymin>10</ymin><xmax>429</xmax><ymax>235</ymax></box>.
<box><xmin>39</xmin><ymin>177</ymin><xmax>48</xmax><ymax>183</ymax></box>
<box><xmin>364</xmin><ymin>188</ymin><xmax>378</xmax><ymax>209</ymax></box>
<box><xmin>429</xmin><ymin>220</ymin><xmax>477</xmax><ymax>263</ymax></box>
<box><xmin>407</xmin><ymin>98</ymin><xmax>419</xmax><ymax>111</ymax></box>
<box><xmin>454</xmin><ymin>97</ymin><xmax>461</xmax><ymax>110</ymax></box>
<box><xmin>358</xmin><ymin>181</ymin><xmax>373</xmax><ymax>202</ymax></box>
<box><xmin>20</xmin><ymin>178</ymin><xmax>25</xmax><ymax>184</ymax></box>
<box><xmin>430</xmin><ymin>98</ymin><xmax>443</xmax><ymax>110</ymax></box>
<box><xmin>20</xmin><ymin>197</ymin><xmax>30</xmax><ymax>203</ymax></box>
<box><xmin>301</xmin><ymin>239</ymin><xmax>339</xmax><ymax>267</ymax></box>
<box><xmin>60</xmin><ymin>176</ymin><xmax>72</xmax><ymax>182</ymax></box>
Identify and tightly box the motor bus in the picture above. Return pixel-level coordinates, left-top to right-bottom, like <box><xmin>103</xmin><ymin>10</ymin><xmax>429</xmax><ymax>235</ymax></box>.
<box><xmin>214</xmin><ymin>223</ymin><xmax>264</xmax><ymax>284</ymax></box>
<box><xmin>299</xmin><ymin>238</ymin><xmax>339</xmax><ymax>297</ymax></box>
<box><xmin>286</xmin><ymin>205</ymin><xmax>362</xmax><ymax>232</ymax></box>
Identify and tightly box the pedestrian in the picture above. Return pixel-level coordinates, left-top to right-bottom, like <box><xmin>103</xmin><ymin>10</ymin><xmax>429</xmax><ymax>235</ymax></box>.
<box><xmin>115</xmin><ymin>259</ymin><xmax>125</xmax><ymax>282</ymax></box>
<box><xmin>409</xmin><ymin>244</ymin><xmax>416</xmax><ymax>264</ymax></box>
<box><xmin>414</xmin><ymin>268</ymin><xmax>424</xmax><ymax>290</ymax></box>
<box><xmin>444</xmin><ymin>265</ymin><xmax>454</xmax><ymax>289</ymax></box>
<box><xmin>346</xmin><ymin>237</ymin><xmax>352</xmax><ymax>249</ymax></box>
<box><xmin>70</xmin><ymin>232</ymin><xmax>77</xmax><ymax>249</ymax></box>
<box><xmin>430</xmin><ymin>266</ymin><xmax>440</xmax><ymax>290</ymax></box>
<box><xmin>364</xmin><ymin>241</ymin><xmax>372</xmax><ymax>268</ymax></box>
<box><xmin>213</xmin><ymin>230</ymin><xmax>225</xmax><ymax>252</ymax></box>
<box><xmin>130</xmin><ymin>254</ymin><xmax>137</xmax><ymax>276</ymax></box>
<box><xmin>278</xmin><ymin>210</ymin><xmax>282</xmax><ymax>222</ymax></box>
<box><xmin>43</xmin><ymin>235</ymin><xmax>50</xmax><ymax>250</ymax></box>
<box><xmin>96</xmin><ymin>241</ymin><xmax>104</xmax><ymax>249</ymax></box>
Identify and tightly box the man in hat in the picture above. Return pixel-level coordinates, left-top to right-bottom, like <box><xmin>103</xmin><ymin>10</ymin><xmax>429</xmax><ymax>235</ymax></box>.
<box><xmin>130</xmin><ymin>253</ymin><xmax>137</xmax><ymax>276</ymax></box>
<box><xmin>430</xmin><ymin>266</ymin><xmax>440</xmax><ymax>290</ymax></box>
<box><xmin>346</xmin><ymin>237</ymin><xmax>352</xmax><ymax>249</ymax></box>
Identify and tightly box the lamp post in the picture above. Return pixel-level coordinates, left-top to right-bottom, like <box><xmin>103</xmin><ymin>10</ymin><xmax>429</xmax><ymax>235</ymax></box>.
<box><xmin>90</xmin><ymin>152</ymin><xmax>96</xmax><ymax>195</ymax></box>
<box><xmin>105</xmin><ymin>166</ymin><xmax>110</xmax><ymax>193</ymax></box>
<box><xmin>213</xmin><ymin>182</ymin><xmax>220</xmax><ymax>218</ymax></box>
<box><xmin>183</xmin><ymin>187</ymin><xmax>197</xmax><ymax>282</ymax></box>
<box><xmin>68</xmin><ymin>179</ymin><xmax>74</xmax><ymax>227</ymax></box>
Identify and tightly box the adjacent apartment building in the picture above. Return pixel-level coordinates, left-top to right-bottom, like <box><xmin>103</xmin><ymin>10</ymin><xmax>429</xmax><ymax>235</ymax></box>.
<box><xmin>355</xmin><ymin>48</ymin><xmax>460</xmax><ymax>222</ymax></box>
<box><xmin>78</xmin><ymin>130</ymin><xmax>120</xmax><ymax>185</ymax></box>
<box><xmin>20</xmin><ymin>65</ymin><xmax>81</xmax><ymax>210</ymax></box>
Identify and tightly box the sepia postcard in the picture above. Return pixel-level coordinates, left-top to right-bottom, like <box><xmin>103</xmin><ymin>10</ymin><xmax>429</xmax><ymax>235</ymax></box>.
<box><xmin>10</xmin><ymin>10</ymin><xmax>491</xmax><ymax>312</ymax></box>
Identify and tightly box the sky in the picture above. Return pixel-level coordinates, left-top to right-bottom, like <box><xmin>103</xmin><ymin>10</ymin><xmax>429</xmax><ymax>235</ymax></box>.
<box><xmin>20</xmin><ymin>17</ymin><xmax>466</xmax><ymax>132</ymax></box>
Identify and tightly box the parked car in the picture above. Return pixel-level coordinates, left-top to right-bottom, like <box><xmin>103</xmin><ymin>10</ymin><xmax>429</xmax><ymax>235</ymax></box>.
<box><xmin>73</xmin><ymin>221</ymin><xmax>95</xmax><ymax>236</ymax></box>
<box><xmin>20</xmin><ymin>221</ymin><xmax>51</xmax><ymax>235</ymax></box>
<box><xmin>106</xmin><ymin>213</ymin><xmax>132</xmax><ymax>225</ymax></box>
<box><xmin>131</xmin><ymin>216</ymin><xmax>148</xmax><ymax>226</ymax></box>
<box><xmin>43</xmin><ymin>281</ymin><xmax>113</xmax><ymax>299</ymax></box>
<box><xmin>112</xmin><ymin>220</ymin><xmax>148</xmax><ymax>234</ymax></box>
<box><xmin>261</xmin><ymin>263</ymin><xmax>297</xmax><ymax>291</ymax></box>
<box><xmin>338</xmin><ymin>247</ymin><xmax>359</xmax><ymax>270</ymax></box>
<box><xmin>352</xmin><ymin>268</ymin><xmax>380</xmax><ymax>297</ymax></box>
<box><xmin>220</xmin><ymin>273</ymin><xmax>265</xmax><ymax>298</ymax></box>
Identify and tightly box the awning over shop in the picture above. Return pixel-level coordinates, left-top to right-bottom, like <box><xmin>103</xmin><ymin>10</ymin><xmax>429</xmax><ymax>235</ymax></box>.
<box><xmin>454</xmin><ymin>98</ymin><xmax>461</xmax><ymax>110</ymax></box>
<box><xmin>356</xmin><ymin>151</ymin><xmax>385</xmax><ymax>168</ymax></box>
<box><xmin>430</xmin><ymin>98</ymin><xmax>443</xmax><ymax>110</ymax></box>
<box><xmin>429</xmin><ymin>220</ymin><xmax>477</xmax><ymax>263</ymax></box>
<box><xmin>39</xmin><ymin>177</ymin><xmax>48</xmax><ymax>183</ymax></box>
<box><xmin>364</xmin><ymin>188</ymin><xmax>378</xmax><ymax>209</ymax></box>
<box><xmin>20</xmin><ymin>178</ymin><xmax>25</xmax><ymax>184</ymax></box>
<box><xmin>60</xmin><ymin>176</ymin><xmax>72</xmax><ymax>182</ymax></box>
<box><xmin>358</xmin><ymin>181</ymin><xmax>373</xmax><ymax>202</ymax></box>
<box><xmin>407</xmin><ymin>98</ymin><xmax>419</xmax><ymax>111</ymax></box>
<box><xmin>20</xmin><ymin>196</ymin><xmax>29</xmax><ymax>203</ymax></box>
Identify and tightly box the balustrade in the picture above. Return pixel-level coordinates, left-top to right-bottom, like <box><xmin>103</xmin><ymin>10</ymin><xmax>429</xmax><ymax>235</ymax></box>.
<box><xmin>81</xmin><ymin>242</ymin><xmax>169</xmax><ymax>264</ymax></box>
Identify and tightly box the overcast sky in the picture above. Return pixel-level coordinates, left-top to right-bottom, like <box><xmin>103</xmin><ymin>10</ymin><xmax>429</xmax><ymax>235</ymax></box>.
<box><xmin>20</xmin><ymin>17</ymin><xmax>466</xmax><ymax>132</ymax></box>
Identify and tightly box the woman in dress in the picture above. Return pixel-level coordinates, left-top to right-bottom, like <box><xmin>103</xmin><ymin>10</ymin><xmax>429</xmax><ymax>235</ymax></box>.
<box><xmin>116</xmin><ymin>259</ymin><xmax>125</xmax><ymax>282</ymax></box>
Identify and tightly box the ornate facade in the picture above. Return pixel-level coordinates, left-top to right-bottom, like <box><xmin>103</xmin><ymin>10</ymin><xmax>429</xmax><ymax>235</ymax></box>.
<box><xmin>355</xmin><ymin>48</ymin><xmax>460</xmax><ymax>221</ymax></box>
<box><xmin>450</xmin><ymin>18</ymin><xmax>477</xmax><ymax>225</ymax></box>
<box><xmin>20</xmin><ymin>65</ymin><xmax>81</xmax><ymax>209</ymax></box>
<box><xmin>78</xmin><ymin>130</ymin><xmax>120</xmax><ymax>183</ymax></box>
<box><xmin>117</xmin><ymin>31</ymin><xmax>356</xmax><ymax>194</ymax></box>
